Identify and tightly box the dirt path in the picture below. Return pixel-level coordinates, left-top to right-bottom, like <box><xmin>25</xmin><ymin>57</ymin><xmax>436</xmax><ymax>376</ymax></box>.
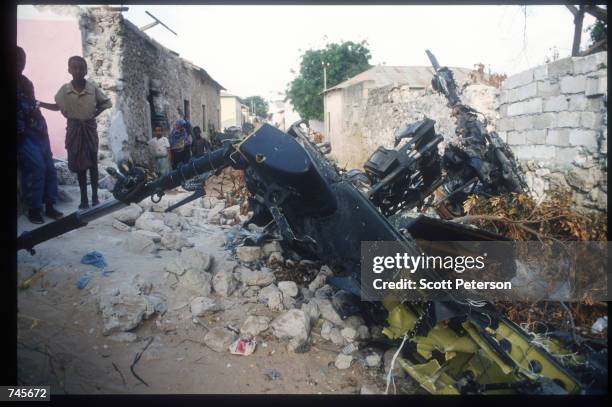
<box><xmin>17</xmin><ymin>186</ymin><xmax>391</xmax><ymax>394</ymax></box>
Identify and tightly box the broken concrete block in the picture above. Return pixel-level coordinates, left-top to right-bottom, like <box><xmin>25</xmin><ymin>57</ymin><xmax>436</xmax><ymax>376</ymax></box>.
<box><xmin>258</xmin><ymin>284</ymin><xmax>284</xmax><ymax>311</ymax></box>
<box><xmin>162</xmin><ymin>212</ymin><xmax>182</xmax><ymax>229</ymax></box>
<box><xmin>126</xmin><ymin>230</ymin><xmax>156</xmax><ymax>254</ymax></box>
<box><xmin>203</xmin><ymin>327</ymin><xmax>236</xmax><ymax>353</ymax></box>
<box><xmin>301</xmin><ymin>300</ymin><xmax>321</xmax><ymax>325</ymax></box>
<box><xmin>98</xmin><ymin>291</ymin><xmax>161</xmax><ymax>336</ymax></box>
<box><xmin>320</xmin><ymin>320</ymin><xmax>333</xmax><ymax>340</ymax></box>
<box><xmin>308</xmin><ymin>273</ymin><xmax>327</xmax><ymax>292</ymax></box>
<box><xmin>365</xmin><ymin>353</ymin><xmax>382</xmax><ymax>368</ymax></box>
<box><xmin>238</xmin><ymin>268</ymin><xmax>275</xmax><ymax>287</ymax></box>
<box><xmin>176</xmin><ymin>205</ymin><xmax>194</xmax><ymax>217</ymax></box>
<box><xmin>134</xmin><ymin>229</ymin><xmax>162</xmax><ymax>243</ymax></box>
<box><xmin>182</xmin><ymin>269</ymin><xmax>213</xmax><ymax>297</ymax></box>
<box><xmin>310</xmin><ymin>298</ymin><xmax>345</xmax><ymax>326</ymax></box>
<box><xmin>341</xmin><ymin>327</ymin><xmax>358</xmax><ymax>342</ymax></box>
<box><xmin>270</xmin><ymin>309</ymin><xmax>310</xmax><ymax>341</ymax></box>
<box><xmin>160</xmin><ymin>231</ymin><xmax>194</xmax><ymax>251</ymax></box>
<box><xmin>278</xmin><ymin>281</ymin><xmax>298</xmax><ymax>298</ymax></box>
<box><xmin>190</xmin><ymin>296</ymin><xmax>224</xmax><ymax>317</ymax></box>
<box><xmin>335</xmin><ymin>353</ymin><xmax>353</xmax><ymax>370</ymax></box>
<box><xmin>212</xmin><ymin>271</ymin><xmax>237</xmax><ymax>297</ymax></box>
<box><xmin>180</xmin><ymin>248</ymin><xmax>213</xmax><ymax>273</ymax></box>
<box><xmin>112</xmin><ymin>220</ymin><xmax>131</xmax><ymax>232</ymax></box>
<box><xmin>329</xmin><ymin>327</ymin><xmax>345</xmax><ymax>346</ymax></box>
<box><xmin>236</xmin><ymin>246</ymin><xmax>262</xmax><ymax>263</ymax></box>
<box><xmin>135</xmin><ymin>212</ymin><xmax>171</xmax><ymax>234</ymax></box>
<box><xmin>221</xmin><ymin>204</ymin><xmax>241</xmax><ymax>219</ymax></box>
<box><xmin>282</xmin><ymin>295</ymin><xmax>297</xmax><ymax>310</ymax></box>
<box><xmin>112</xmin><ymin>203</ymin><xmax>143</xmax><ymax>226</ymax></box>
<box><xmin>240</xmin><ymin>315</ymin><xmax>270</xmax><ymax>337</ymax></box>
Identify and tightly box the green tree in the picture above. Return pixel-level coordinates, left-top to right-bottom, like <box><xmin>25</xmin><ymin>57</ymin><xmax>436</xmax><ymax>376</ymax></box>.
<box><xmin>587</xmin><ymin>19</ymin><xmax>607</xmax><ymax>46</ymax></box>
<box><xmin>241</xmin><ymin>96</ymin><xmax>268</xmax><ymax>118</ymax></box>
<box><xmin>287</xmin><ymin>40</ymin><xmax>372</xmax><ymax>121</ymax></box>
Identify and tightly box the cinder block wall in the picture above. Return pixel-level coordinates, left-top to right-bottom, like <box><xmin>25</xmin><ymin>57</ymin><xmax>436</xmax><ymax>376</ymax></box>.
<box><xmin>496</xmin><ymin>52</ymin><xmax>607</xmax><ymax>213</ymax></box>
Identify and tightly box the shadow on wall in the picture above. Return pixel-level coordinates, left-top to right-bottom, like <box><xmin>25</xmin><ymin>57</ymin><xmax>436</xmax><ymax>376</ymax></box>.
<box><xmin>17</xmin><ymin>17</ymin><xmax>83</xmax><ymax>159</ymax></box>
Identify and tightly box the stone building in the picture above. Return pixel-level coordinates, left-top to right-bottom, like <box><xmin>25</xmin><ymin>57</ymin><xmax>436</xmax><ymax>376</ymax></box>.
<box><xmin>81</xmin><ymin>7</ymin><xmax>225</xmax><ymax>168</ymax></box>
<box><xmin>17</xmin><ymin>5</ymin><xmax>224</xmax><ymax>170</ymax></box>
<box><xmin>321</xmin><ymin>65</ymin><xmax>476</xmax><ymax>169</ymax></box>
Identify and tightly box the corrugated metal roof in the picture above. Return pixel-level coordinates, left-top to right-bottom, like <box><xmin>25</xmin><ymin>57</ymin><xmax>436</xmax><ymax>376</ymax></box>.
<box><xmin>322</xmin><ymin>65</ymin><xmax>474</xmax><ymax>94</ymax></box>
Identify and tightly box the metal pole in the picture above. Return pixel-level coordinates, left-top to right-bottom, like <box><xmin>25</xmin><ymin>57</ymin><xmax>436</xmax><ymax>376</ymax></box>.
<box><xmin>323</xmin><ymin>65</ymin><xmax>328</xmax><ymax>91</ymax></box>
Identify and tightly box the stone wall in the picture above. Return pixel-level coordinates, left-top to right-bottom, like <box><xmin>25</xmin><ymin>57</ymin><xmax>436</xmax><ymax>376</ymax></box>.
<box><xmin>80</xmin><ymin>7</ymin><xmax>223</xmax><ymax>169</ymax></box>
<box><xmin>496</xmin><ymin>52</ymin><xmax>607</xmax><ymax>213</ymax></box>
<box><xmin>329</xmin><ymin>80</ymin><xmax>497</xmax><ymax>169</ymax></box>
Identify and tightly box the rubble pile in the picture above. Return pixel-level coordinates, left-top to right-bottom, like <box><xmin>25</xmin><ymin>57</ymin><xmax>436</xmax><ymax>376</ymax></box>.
<box><xmin>101</xmin><ymin>189</ymin><xmax>397</xmax><ymax>392</ymax></box>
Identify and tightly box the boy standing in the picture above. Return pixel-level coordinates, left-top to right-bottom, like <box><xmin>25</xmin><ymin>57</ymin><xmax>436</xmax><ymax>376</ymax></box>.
<box><xmin>149</xmin><ymin>126</ymin><xmax>171</xmax><ymax>176</ymax></box>
<box><xmin>44</xmin><ymin>56</ymin><xmax>112</xmax><ymax>209</ymax></box>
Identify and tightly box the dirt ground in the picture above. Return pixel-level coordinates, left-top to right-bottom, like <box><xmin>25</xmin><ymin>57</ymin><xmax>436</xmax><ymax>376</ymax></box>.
<box><xmin>16</xmin><ymin>185</ymin><xmax>401</xmax><ymax>395</ymax></box>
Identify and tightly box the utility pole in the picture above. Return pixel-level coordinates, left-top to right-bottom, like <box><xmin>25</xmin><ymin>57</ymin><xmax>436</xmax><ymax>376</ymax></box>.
<box><xmin>567</xmin><ymin>5</ymin><xmax>586</xmax><ymax>56</ymax></box>
<box><xmin>322</xmin><ymin>61</ymin><xmax>330</xmax><ymax>91</ymax></box>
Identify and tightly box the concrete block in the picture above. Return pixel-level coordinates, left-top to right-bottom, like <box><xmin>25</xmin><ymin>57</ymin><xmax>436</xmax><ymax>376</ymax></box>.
<box><xmin>543</xmin><ymin>95</ymin><xmax>569</xmax><ymax>112</ymax></box>
<box><xmin>498</xmin><ymin>90</ymin><xmax>509</xmax><ymax>105</ymax></box>
<box><xmin>546</xmin><ymin>129</ymin><xmax>570</xmax><ymax>146</ymax></box>
<box><xmin>555</xmin><ymin>147</ymin><xmax>580</xmax><ymax>163</ymax></box>
<box><xmin>497</xmin><ymin>131</ymin><xmax>507</xmax><ymax>143</ymax></box>
<box><xmin>514</xmin><ymin>115</ymin><xmax>534</xmax><ymax>131</ymax></box>
<box><xmin>496</xmin><ymin>117</ymin><xmax>515</xmax><ymax>132</ymax></box>
<box><xmin>556</xmin><ymin>111</ymin><xmax>581</xmax><ymax>128</ymax></box>
<box><xmin>560</xmin><ymin>75</ymin><xmax>587</xmax><ymax>94</ymax></box>
<box><xmin>533</xmin><ymin>65</ymin><xmax>547</xmax><ymax>81</ymax></box>
<box><xmin>503</xmin><ymin>69</ymin><xmax>534</xmax><ymax>90</ymax></box>
<box><xmin>574</xmin><ymin>52</ymin><xmax>607</xmax><ymax>75</ymax></box>
<box><xmin>580</xmin><ymin>112</ymin><xmax>603</xmax><ymax>129</ymax></box>
<box><xmin>514</xmin><ymin>145</ymin><xmax>555</xmax><ymax>160</ymax></box>
<box><xmin>547</xmin><ymin>57</ymin><xmax>573</xmax><ymax>77</ymax></box>
<box><xmin>507</xmin><ymin>131</ymin><xmax>526</xmax><ymax>145</ymax></box>
<box><xmin>508</xmin><ymin>82</ymin><xmax>538</xmax><ymax>103</ymax></box>
<box><xmin>532</xmin><ymin>113</ymin><xmax>556</xmax><ymax>130</ymax></box>
<box><xmin>536</xmin><ymin>81</ymin><xmax>560</xmax><ymax>98</ymax></box>
<box><xmin>569</xmin><ymin>129</ymin><xmax>598</xmax><ymax>148</ymax></box>
<box><xmin>572</xmin><ymin>56</ymin><xmax>590</xmax><ymax>75</ymax></box>
<box><xmin>586</xmin><ymin>97</ymin><xmax>605</xmax><ymax>111</ymax></box>
<box><xmin>525</xmin><ymin>129</ymin><xmax>547</xmax><ymax>144</ymax></box>
<box><xmin>499</xmin><ymin>104</ymin><xmax>508</xmax><ymax>117</ymax></box>
<box><xmin>585</xmin><ymin>75</ymin><xmax>607</xmax><ymax>97</ymax></box>
<box><xmin>507</xmin><ymin>98</ymin><xmax>542</xmax><ymax>116</ymax></box>
<box><xmin>568</xmin><ymin>94</ymin><xmax>588</xmax><ymax>111</ymax></box>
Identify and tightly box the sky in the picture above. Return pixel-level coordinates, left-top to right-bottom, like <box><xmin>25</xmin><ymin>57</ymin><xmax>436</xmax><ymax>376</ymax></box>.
<box><xmin>19</xmin><ymin>4</ymin><xmax>600</xmax><ymax>101</ymax></box>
